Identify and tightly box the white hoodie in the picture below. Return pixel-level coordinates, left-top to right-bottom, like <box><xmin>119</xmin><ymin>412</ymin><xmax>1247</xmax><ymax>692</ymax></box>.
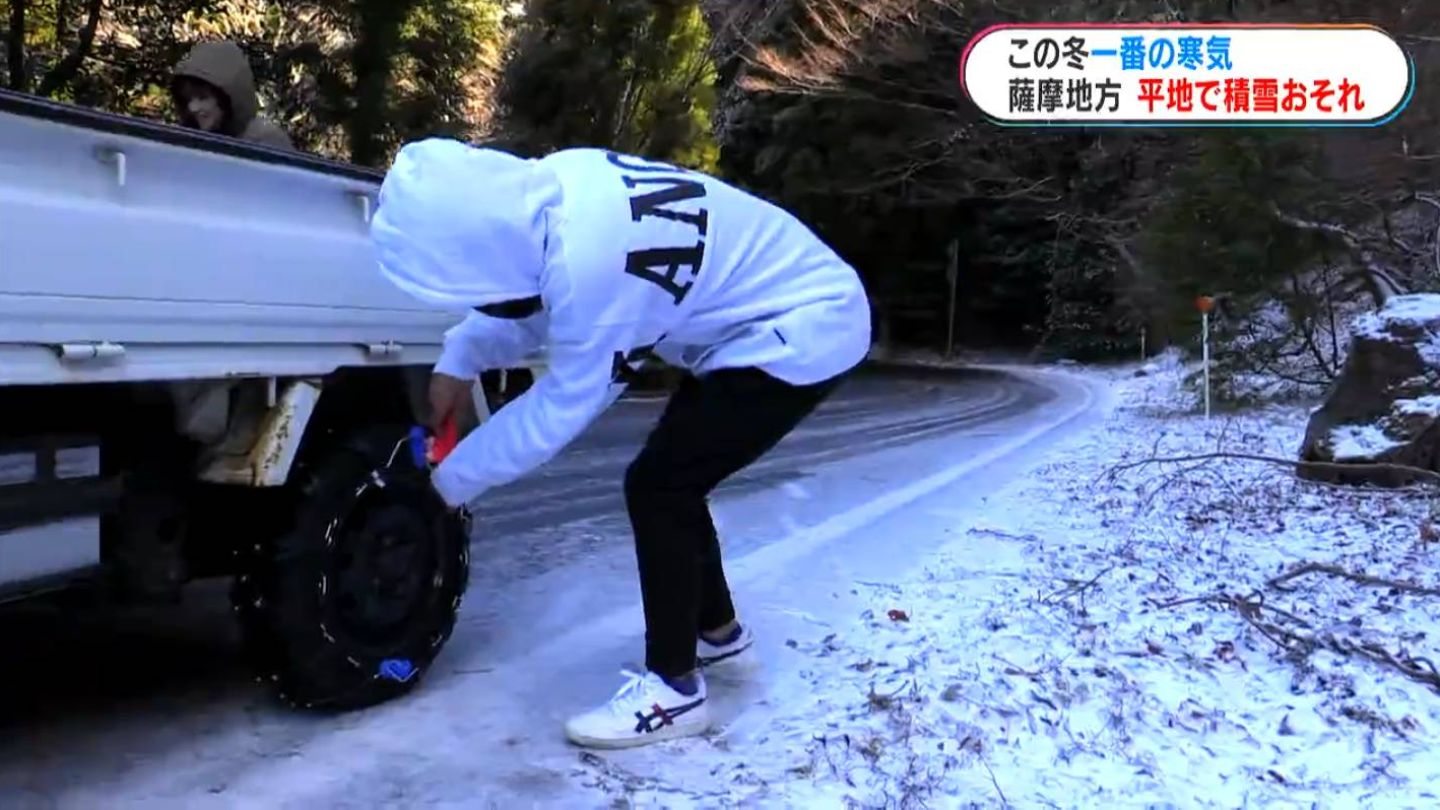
<box><xmin>370</xmin><ymin>138</ymin><xmax>872</xmax><ymax>507</ymax></box>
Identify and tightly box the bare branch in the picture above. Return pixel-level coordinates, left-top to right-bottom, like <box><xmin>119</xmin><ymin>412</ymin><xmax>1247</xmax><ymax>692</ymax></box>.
<box><xmin>1153</xmin><ymin>591</ymin><xmax>1312</xmax><ymax>650</ymax></box>
<box><xmin>36</xmin><ymin>0</ymin><xmax>104</xmax><ymax>97</ymax></box>
<box><xmin>1268</xmin><ymin>562</ymin><xmax>1440</xmax><ymax>598</ymax></box>
<box><xmin>1415</xmin><ymin>192</ymin><xmax>1440</xmax><ymax>279</ymax></box>
<box><xmin>1154</xmin><ymin>589</ymin><xmax>1440</xmax><ymax>692</ymax></box>
<box><xmin>1105</xmin><ymin>450</ymin><xmax>1440</xmax><ymax>487</ymax></box>
<box><xmin>1040</xmin><ymin>565</ymin><xmax>1115</xmax><ymax>607</ymax></box>
<box><xmin>1272</xmin><ymin>204</ymin><xmax>1408</xmax><ymax>304</ymax></box>
<box><xmin>1326</xmin><ymin>636</ymin><xmax>1440</xmax><ymax>692</ymax></box>
<box><xmin>1152</xmin><ymin>591</ymin><xmax>1313</xmax><ymax>630</ymax></box>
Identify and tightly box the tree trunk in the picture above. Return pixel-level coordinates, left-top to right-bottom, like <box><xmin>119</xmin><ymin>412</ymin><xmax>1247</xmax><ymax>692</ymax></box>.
<box><xmin>349</xmin><ymin>0</ymin><xmax>416</xmax><ymax>167</ymax></box>
<box><xmin>7</xmin><ymin>0</ymin><xmax>28</xmax><ymax>92</ymax></box>
<box><xmin>37</xmin><ymin>0</ymin><xmax>105</xmax><ymax>97</ymax></box>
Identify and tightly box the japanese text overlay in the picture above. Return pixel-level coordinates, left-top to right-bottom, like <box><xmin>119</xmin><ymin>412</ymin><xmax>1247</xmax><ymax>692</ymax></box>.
<box><xmin>960</xmin><ymin>24</ymin><xmax>1412</xmax><ymax>125</ymax></box>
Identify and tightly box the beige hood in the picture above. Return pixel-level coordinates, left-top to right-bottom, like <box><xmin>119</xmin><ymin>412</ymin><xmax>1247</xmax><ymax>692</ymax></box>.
<box><xmin>173</xmin><ymin>41</ymin><xmax>293</xmax><ymax>150</ymax></box>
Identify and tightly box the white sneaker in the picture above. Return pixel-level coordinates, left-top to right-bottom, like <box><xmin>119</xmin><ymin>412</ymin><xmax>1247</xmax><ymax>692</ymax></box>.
<box><xmin>697</xmin><ymin>623</ymin><xmax>755</xmax><ymax>669</ymax></box>
<box><xmin>564</xmin><ymin>670</ymin><xmax>710</xmax><ymax>749</ymax></box>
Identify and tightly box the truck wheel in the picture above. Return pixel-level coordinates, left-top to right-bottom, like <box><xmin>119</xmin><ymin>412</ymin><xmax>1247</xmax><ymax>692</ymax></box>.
<box><xmin>232</xmin><ymin>427</ymin><xmax>470</xmax><ymax>710</ymax></box>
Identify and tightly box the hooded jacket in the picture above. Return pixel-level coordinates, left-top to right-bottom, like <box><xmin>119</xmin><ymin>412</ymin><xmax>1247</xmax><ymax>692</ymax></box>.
<box><xmin>172</xmin><ymin>41</ymin><xmax>294</xmax><ymax>150</ymax></box>
<box><xmin>370</xmin><ymin>138</ymin><xmax>872</xmax><ymax>507</ymax></box>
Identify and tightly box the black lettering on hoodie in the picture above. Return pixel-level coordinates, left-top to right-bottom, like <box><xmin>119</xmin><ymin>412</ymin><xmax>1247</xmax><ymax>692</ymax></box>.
<box><xmin>609</xmin><ymin>152</ymin><xmax>712</xmax><ymax>306</ymax></box>
<box><xmin>606</xmin><ymin>151</ymin><xmax>689</xmax><ymax>174</ymax></box>
<box><xmin>622</xmin><ymin>176</ymin><xmax>709</xmax><ymax>235</ymax></box>
<box><xmin>624</xmin><ymin>243</ymin><xmax>704</xmax><ymax>305</ymax></box>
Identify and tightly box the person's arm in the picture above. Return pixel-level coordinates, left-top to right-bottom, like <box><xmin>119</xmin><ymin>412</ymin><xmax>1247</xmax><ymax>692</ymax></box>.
<box><xmin>432</xmin><ymin>312</ymin><xmax>546</xmax><ymax>379</ymax></box>
<box><xmin>429</xmin><ymin>323</ymin><xmax>638</xmax><ymax>507</ymax></box>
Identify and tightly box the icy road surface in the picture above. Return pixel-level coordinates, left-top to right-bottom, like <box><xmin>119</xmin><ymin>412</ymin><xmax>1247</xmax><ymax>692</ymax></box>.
<box><xmin>0</xmin><ymin>365</ymin><xmax>1101</xmax><ymax>807</ymax></box>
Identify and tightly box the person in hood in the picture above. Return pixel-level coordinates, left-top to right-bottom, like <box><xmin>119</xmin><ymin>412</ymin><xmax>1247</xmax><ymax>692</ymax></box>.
<box><xmin>171</xmin><ymin>40</ymin><xmax>294</xmax><ymax>150</ymax></box>
<box><xmin>370</xmin><ymin>138</ymin><xmax>872</xmax><ymax>749</ymax></box>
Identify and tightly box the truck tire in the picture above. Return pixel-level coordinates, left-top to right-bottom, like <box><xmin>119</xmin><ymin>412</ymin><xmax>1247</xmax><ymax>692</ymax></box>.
<box><xmin>232</xmin><ymin>427</ymin><xmax>470</xmax><ymax>710</ymax></box>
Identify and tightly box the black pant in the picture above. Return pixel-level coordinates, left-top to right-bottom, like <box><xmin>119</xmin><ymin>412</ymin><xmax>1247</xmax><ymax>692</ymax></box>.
<box><xmin>624</xmin><ymin>367</ymin><xmax>842</xmax><ymax>677</ymax></box>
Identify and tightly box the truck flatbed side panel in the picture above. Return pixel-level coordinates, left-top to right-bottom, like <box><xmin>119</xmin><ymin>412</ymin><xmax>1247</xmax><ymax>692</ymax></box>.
<box><xmin>0</xmin><ymin>343</ymin><xmax>447</xmax><ymax>386</ymax></box>
<box><xmin>0</xmin><ymin>87</ymin><xmax>383</xmax><ymax>181</ymax></box>
<box><xmin>0</xmin><ymin>92</ymin><xmax>469</xmax><ymax>384</ymax></box>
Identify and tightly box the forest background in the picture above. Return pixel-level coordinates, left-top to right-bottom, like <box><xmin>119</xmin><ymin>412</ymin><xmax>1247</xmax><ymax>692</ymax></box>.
<box><xmin>5</xmin><ymin>0</ymin><xmax>1438</xmax><ymax>401</ymax></box>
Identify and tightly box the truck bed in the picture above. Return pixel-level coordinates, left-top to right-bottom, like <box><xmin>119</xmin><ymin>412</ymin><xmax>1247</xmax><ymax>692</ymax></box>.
<box><xmin>0</xmin><ymin>90</ymin><xmax>462</xmax><ymax>385</ymax></box>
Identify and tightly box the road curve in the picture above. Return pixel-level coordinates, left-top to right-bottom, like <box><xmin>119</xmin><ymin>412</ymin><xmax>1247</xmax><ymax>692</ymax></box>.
<box><xmin>471</xmin><ymin>365</ymin><xmax>1055</xmax><ymax>560</ymax></box>
<box><xmin>0</xmin><ymin>364</ymin><xmax>1073</xmax><ymax>806</ymax></box>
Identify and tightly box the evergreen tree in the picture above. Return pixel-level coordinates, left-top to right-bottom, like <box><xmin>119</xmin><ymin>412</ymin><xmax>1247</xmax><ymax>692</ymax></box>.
<box><xmin>497</xmin><ymin>0</ymin><xmax>718</xmax><ymax>169</ymax></box>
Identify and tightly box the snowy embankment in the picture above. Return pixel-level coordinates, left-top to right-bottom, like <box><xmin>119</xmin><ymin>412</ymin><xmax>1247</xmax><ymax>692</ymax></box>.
<box><xmin>1325</xmin><ymin>294</ymin><xmax>1440</xmax><ymax>462</ymax></box>
<box><xmin>579</xmin><ymin>354</ymin><xmax>1440</xmax><ymax>808</ymax></box>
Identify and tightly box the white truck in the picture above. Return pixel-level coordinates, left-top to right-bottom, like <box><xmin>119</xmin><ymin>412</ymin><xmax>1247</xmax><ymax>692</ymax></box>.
<box><xmin>0</xmin><ymin>88</ymin><xmax>514</xmax><ymax>710</ymax></box>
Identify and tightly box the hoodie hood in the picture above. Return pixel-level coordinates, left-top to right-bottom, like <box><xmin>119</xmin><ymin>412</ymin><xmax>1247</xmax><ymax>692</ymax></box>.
<box><xmin>370</xmin><ymin>138</ymin><xmax>560</xmax><ymax>311</ymax></box>
<box><xmin>172</xmin><ymin>40</ymin><xmax>259</xmax><ymax>134</ymax></box>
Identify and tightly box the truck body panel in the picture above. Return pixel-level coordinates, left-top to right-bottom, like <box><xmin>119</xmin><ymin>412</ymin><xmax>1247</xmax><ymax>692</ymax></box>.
<box><xmin>0</xmin><ymin>91</ymin><xmax>464</xmax><ymax>386</ymax></box>
<box><xmin>0</xmin><ymin>88</ymin><xmax>544</xmax><ymax>608</ymax></box>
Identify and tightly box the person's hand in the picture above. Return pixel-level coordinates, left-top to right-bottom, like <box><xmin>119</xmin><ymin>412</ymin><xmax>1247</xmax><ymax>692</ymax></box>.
<box><xmin>428</xmin><ymin>371</ymin><xmax>472</xmax><ymax>433</ymax></box>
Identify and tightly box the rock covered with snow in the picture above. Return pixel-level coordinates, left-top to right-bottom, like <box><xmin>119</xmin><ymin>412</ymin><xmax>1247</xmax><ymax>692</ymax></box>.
<box><xmin>1299</xmin><ymin>293</ymin><xmax>1440</xmax><ymax>484</ymax></box>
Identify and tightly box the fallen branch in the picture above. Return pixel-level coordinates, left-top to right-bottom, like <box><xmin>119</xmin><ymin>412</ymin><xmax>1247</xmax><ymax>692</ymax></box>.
<box><xmin>576</xmin><ymin>751</ymin><xmax>736</xmax><ymax>801</ymax></box>
<box><xmin>1155</xmin><ymin>591</ymin><xmax>1440</xmax><ymax>694</ymax></box>
<box><xmin>1040</xmin><ymin>566</ymin><xmax>1115</xmax><ymax>608</ymax></box>
<box><xmin>1133</xmin><ymin>454</ymin><xmax>1223</xmax><ymax>511</ymax></box>
<box><xmin>1152</xmin><ymin>591</ymin><xmax>1313</xmax><ymax>632</ymax></box>
<box><xmin>1267</xmin><ymin>561</ymin><xmax>1440</xmax><ymax>597</ymax></box>
<box><xmin>1105</xmin><ymin>451</ymin><xmax>1440</xmax><ymax>486</ymax></box>
<box><xmin>979</xmin><ymin>754</ymin><xmax>1010</xmax><ymax>808</ymax></box>
<box><xmin>1155</xmin><ymin>592</ymin><xmax>1303</xmax><ymax>653</ymax></box>
<box><xmin>993</xmin><ymin>654</ymin><xmax>1046</xmax><ymax>679</ymax></box>
<box><xmin>966</xmin><ymin>527</ymin><xmax>1041</xmax><ymax>544</ymax></box>
<box><xmin>1322</xmin><ymin>635</ymin><xmax>1440</xmax><ymax>693</ymax></box>
<box><xmin>856</xmin><ymin>579</ymin><xmax>904</xmax><ymax>594</ymax></box>
<box><xmin>1414</xmin><ymin>192</ymin><xmax>1440</xmax><ymax>279</ymax></box>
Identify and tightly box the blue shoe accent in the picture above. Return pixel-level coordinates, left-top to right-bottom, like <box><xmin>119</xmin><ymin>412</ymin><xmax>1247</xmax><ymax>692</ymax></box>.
<box><xmin>662</xmin><ymin>673</ymin><xmax>699</xmax><ymax>696</ymax></box>
<box><xmin>706</xmin><ymin>623</ymin><xmax>743</xmax><ymax>646</ymax></box>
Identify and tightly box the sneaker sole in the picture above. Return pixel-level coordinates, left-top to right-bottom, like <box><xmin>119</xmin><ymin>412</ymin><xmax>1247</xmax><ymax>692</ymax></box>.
<box><xmin>698</xmin><ymin>637</ymin><xmax>755</xmax><ymax>669</ymax></box>
<box><xmin>565</xmin><ymin>718</ymin><xmax>711</xmax><ymax>750</ymax></box>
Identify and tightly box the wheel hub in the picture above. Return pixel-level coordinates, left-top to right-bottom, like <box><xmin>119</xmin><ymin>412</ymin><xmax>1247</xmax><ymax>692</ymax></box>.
<box><xmin>328</xmin><ymin>491</ymin><xmax>438</xmax><ymax>647</ymax></box>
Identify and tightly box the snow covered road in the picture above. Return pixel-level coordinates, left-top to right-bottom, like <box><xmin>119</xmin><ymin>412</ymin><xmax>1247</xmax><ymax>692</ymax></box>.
<box><xmin>0</xmin><ymin>364</ymin><xmax>1102</xmax><ymax>807</ymax></box>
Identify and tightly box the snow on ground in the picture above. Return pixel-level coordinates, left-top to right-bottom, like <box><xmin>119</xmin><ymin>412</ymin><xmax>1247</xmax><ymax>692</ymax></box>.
<box><xmin>574</xmin><ymin>353</ymin><xmax>1440</xmax><ymax>808</ymax></box>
